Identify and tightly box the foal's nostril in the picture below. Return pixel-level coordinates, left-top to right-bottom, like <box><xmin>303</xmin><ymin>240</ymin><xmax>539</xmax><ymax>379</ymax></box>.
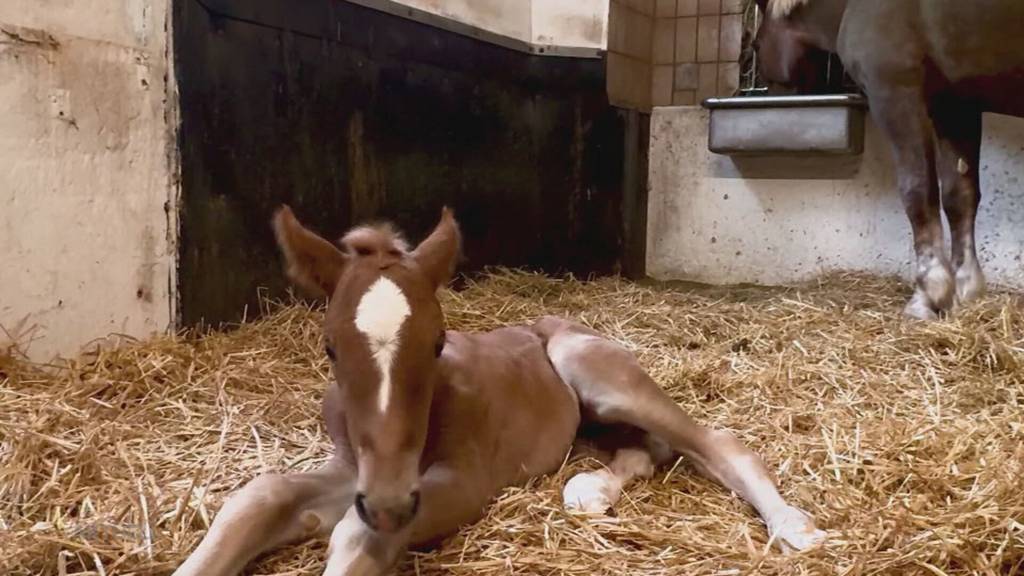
<box><xmin>354</xmin><ymin>491</ymin><xmax>420</xmax><ymax>532</ymax></box>
<box><xmin>354</xmin><ymin>492</ymin><xmax>372</xmax><ymax>527</ymax></box>
<box><xmin>410</xmin><ymin>490</ymin><xmax>421</xmax><ymax>516</ymax></box>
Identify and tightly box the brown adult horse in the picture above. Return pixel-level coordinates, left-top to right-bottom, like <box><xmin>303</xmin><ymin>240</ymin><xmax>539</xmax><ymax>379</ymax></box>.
<box><xmin>172</xmin><ymin>207</ymin><xmax>826</xmax><ymax>575</ymax></box>
<box><xmin>753</xmin><ymin>0</ymin><xmax>1024</xmax><ymax>319</ymax></box>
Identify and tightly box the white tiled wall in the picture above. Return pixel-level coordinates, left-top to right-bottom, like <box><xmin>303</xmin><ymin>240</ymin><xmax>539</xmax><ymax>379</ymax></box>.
<box><xmin>608</xmin><ymin>0</ymin><xmax>745</xmax><ymax>111</ymax></box>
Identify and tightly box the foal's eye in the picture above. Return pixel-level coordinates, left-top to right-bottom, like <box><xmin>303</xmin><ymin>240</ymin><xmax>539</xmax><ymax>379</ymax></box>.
<box><xmin>325</xmin><ymin>346</ymin><xmax>336</xmax><ymax>361</ymax></box>
<box><xmin>434</xmin><ymin>333</ymin><xmax>445</xmax><ymax>358</ymax></box>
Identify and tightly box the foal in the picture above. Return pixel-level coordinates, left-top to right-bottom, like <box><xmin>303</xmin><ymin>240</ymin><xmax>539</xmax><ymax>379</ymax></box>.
<box><xmin>173</xmin><ymin>207</ymin><xmax>825</xmax><ymax>576</ymax></box>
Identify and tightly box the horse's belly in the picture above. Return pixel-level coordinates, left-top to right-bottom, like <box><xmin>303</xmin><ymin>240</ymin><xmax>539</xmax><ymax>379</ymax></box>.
<box><xmin>951</xmin><ymin>70</ymin><xmax>1024</xmax><ymax>118</ymax></box>
<box><xmin>922</xmin><ymin>1</ymin><xmax>1024</xmax><ymax>109</ymax></box>
<box><xmin>842</xmin><ymin>0</ymin><xmax>1024</xmax><ymax>118</ymax></box>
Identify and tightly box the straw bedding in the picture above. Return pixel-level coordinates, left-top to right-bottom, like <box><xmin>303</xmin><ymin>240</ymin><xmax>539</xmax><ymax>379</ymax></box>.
<box><xmin>2</xmin><ymin>269</ymin><xmax>1023</xmax><ymax>576</ymax></box>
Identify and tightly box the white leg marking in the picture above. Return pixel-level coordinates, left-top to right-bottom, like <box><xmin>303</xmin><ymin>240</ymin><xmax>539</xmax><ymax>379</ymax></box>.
<box><xmin>765</xmin><ymin>505</ymin><xmax>827</xmax><ymax>553</ymax></box>
<box><xmin>353</xmin><ymin>277</ymin><xmax>411</xmax><ymax>414</ymax></box>
<box><xmin>957</xmin><ymin>157</ymin><xmax>970</xmax><ymax>175</ymax></box>
<box><xmin>919</xmin><ymin>254</ymin><xmax>954</xmax><ymax>311</ymax></box>
<box><xmin>324</xmin><ymin>508</ymin><xmax>382</xmax><ymax>576</ymax></box>
<box><xmin>955</xmin><ymin>252</ymin><xmax>986</xmax><ymax>304</ymax></box>
<box><xmin>563</xmin><ymin>469</ymin><xmax>621</xmax><ymax>513</ymax></box>
<box><xmin>907</xmin><ymin>252</ymin><xmax>954</xmax><ymax>319</ymax></box>
<box><xmin>563</xmin><ymin>449</ymin><xmax>654</xmax><ymax>514</ymax></box>
<box><xmin>728</xmin><ymin>455</ymin><xmax>826</xmax><ymax>553</ymax></box>
<box><xmin>904</xmin><ymin>290</ymin><xmax>939</xmax><ymax>321</ymax></box>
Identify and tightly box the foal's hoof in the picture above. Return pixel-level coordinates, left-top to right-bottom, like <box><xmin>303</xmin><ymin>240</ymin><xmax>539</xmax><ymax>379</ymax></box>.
<box><xmin>766</xmin><ymin>506</ymin><xmax>827</xmax><ymax>554</ymax></box>
<box><xmin>562</xmin><ymin>470</ymin><xmax>620</xmax><ymax>514</ymax></box>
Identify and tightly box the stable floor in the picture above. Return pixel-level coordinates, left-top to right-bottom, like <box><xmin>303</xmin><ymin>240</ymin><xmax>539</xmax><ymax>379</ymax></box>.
<box><xmin>2</xmin><ymin>270</ymin><xmax>1022</xmax><ymax>575</ymax></box>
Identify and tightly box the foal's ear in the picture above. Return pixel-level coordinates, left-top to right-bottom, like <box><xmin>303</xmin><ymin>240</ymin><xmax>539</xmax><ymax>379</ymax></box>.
<box><xmin>411</xmin><ymin>206</ymin><xmax>462</xmax><ymax>290</ymax></box>
<box><xmin>272</xmin><ymin>205</ymin><xmax>348</xmax><ymax>298</ymax></box>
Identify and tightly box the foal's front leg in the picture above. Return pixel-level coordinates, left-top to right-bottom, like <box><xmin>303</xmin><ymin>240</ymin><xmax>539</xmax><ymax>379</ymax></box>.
<box><xmin>323</xmin><ymin>463</ymin><xmax>489</xmax><ymax>575</ymax></box>
<box><xmin>173</xmin><ymin>458</ymin><xmax>355</xmax><ymax>576</ymax></box>
<box><xmin>323</xmin><ymin>507</ymin><xmax>403</xmax><ymax>576</ymax></box>
<box><xmin>545</xmin><ymin>323</ymin><xmax>826</xmax><ymax>553</ymax></box>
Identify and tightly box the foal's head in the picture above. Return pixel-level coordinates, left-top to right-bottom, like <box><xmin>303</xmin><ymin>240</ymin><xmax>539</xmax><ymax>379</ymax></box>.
<box><xmin>273</xmin><ymin>206</ymin><xmax>461</xmax><ymax>533</ymax></box>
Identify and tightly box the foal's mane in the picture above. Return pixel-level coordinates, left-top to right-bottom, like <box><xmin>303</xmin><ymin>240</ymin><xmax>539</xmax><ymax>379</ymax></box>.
<box><xmin>769</xmin><ymin>0</ymin><xmax>811</xmax><ymax>17</ymax></box>
<box><xmin>340</xmin><ymin>222</ymin><xmax>410</xmax><ymax>267</ymax></box>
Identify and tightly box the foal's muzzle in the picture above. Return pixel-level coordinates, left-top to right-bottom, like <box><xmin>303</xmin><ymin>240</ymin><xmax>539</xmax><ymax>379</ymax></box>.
<box><xmin>355</xmin><ymin>490</ymin><xmax>421</xmax><ymax>533</ymax></box>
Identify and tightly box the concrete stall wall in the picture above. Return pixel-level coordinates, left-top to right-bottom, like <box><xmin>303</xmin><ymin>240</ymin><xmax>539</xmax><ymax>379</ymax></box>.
<box><xmin>531</xmin><ymin>0</ymin><xmax>608</xmax><ymax>49</ymax></box>
<box><xmin>395</xmin><ymin>0</ymin><xmax>532</xmax><ymax>42</ymax></box>
<box><xmin>350</xmin><ymin>0</ymin><xmax>609</xmax><ymax>51</ymax></box>
<box><xmin>0</xmin><ymin>0</ymin><xmax>177</xmax><ymax>363</ymax></box>
<box><xmin>647</xmin><ymin>107</ymin><xmax>1024</xmax><ymax>290</ymax></box>
<box><xmin>174</xmin><ymin>0</ymin><xmax>648</xmax><ymax>327</ymax></box>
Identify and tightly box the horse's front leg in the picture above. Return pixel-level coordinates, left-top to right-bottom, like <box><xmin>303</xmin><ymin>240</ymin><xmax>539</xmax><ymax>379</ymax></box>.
<box><xmin>868</xmin><ymin>85</ymin><xmax>954</xmax><ymax>319</ymax></box>
<box><xmin>323</xmin><ymin>463</ymin><xmax>489</xmax><ymax>575</ymax></box>
<box><xmin>173</xmin><ymin>458</ymin><xmax>355</xmax><ymax>576</ymax></box>
<box><xmin>933</xmin><ymin>104</ymin><xmax>986</xmax><ymax>306</ymax></box>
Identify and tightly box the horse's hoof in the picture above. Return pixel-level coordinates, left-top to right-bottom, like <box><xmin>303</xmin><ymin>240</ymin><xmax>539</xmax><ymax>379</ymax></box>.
<box><xmin>917</xmin><ymin>256</ymin><xmax>955</xmax><ymax>313</ymax></box>
<box><xmin>903</xmin><ymin>293</ymin><xmax>939</xmax><ymax>321</ymax></box>
<box><xmin>955</xmin><ymin>264</ymin><xmax>987</xmax><ymax>304</ymax></box>
<box><xmin>562</xmin><ymin>470</ymin><xmax>619</xmax><ymax>514</ymax></box>
<box><xmin>767</xmin><ymin>506</ymin><xmax>827</xmax><ymax>554</ymax></box>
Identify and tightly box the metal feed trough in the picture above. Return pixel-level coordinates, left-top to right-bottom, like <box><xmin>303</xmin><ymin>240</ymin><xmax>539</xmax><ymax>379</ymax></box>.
<box><xmin>702</xmin><ymin>94</ymin><xmax>868</xmax><ymax>156</ymax></box>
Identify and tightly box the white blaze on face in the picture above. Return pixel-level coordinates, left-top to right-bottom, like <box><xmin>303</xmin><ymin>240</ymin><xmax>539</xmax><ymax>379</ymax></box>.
<box><xmin>354</xmin><ymin>276</ymin><xmax>411</xmax><ymax>414</ymax></box>
<box><xmin>769</xmin><ymin>0</ymin><xmax>811</xmax><ymax>17</ymax></box>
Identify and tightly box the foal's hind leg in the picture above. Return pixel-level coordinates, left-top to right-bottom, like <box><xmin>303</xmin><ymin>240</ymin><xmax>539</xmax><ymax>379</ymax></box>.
<box><xmin>174</xmin><ymin>458</ymin><xmax>355</xmax><ymax>576</ymax></box>
<box><xmin>563</xmin><ymin>425</ymin><xmax>673</xmax><ymax>514</ymax></box>
<box><xmin>934</xmin><ymin>104</ymin><xmax>986</xmax><ymax>305</ymax></box>
<box><xmin>540</xmin><ymin>319</ymin><xmax>826</xmax><ymax>553</ymax></box>
<box><xmin>563</xmin><ymin>447</ymin><xmax>658</xmax><ymax>514</ymax></box>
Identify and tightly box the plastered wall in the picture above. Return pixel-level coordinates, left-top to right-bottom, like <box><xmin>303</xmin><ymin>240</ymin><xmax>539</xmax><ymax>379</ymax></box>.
<box><xmin>355</xmin><ymin>0</ymin><xmax>609</xmax><ymax>52</ymax></box>
<box><xmin>647</xmin><ymin>107</ymin><xmax>1024</xmax><ymax>290</ymax></box>
<box><xmin>531</xmin><ymin>0</ymin><xmax>608</xmax><ymax>49</ymax></box>
<box><xmin>0</xmin><ymin>0</ymin><xmax>176</xmax><ymax>362</ymax></box>
<box><xmin>389</xmin><ymin>0</ymin><xmax>531</xmax><ymax>41</ymax></box>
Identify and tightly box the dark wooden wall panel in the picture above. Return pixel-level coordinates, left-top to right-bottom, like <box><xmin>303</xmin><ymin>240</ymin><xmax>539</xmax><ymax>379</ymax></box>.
<box><xmin>174</xmin><ymin>0</ymin><xmax>649</xmax><ymax>326</ymax></box>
